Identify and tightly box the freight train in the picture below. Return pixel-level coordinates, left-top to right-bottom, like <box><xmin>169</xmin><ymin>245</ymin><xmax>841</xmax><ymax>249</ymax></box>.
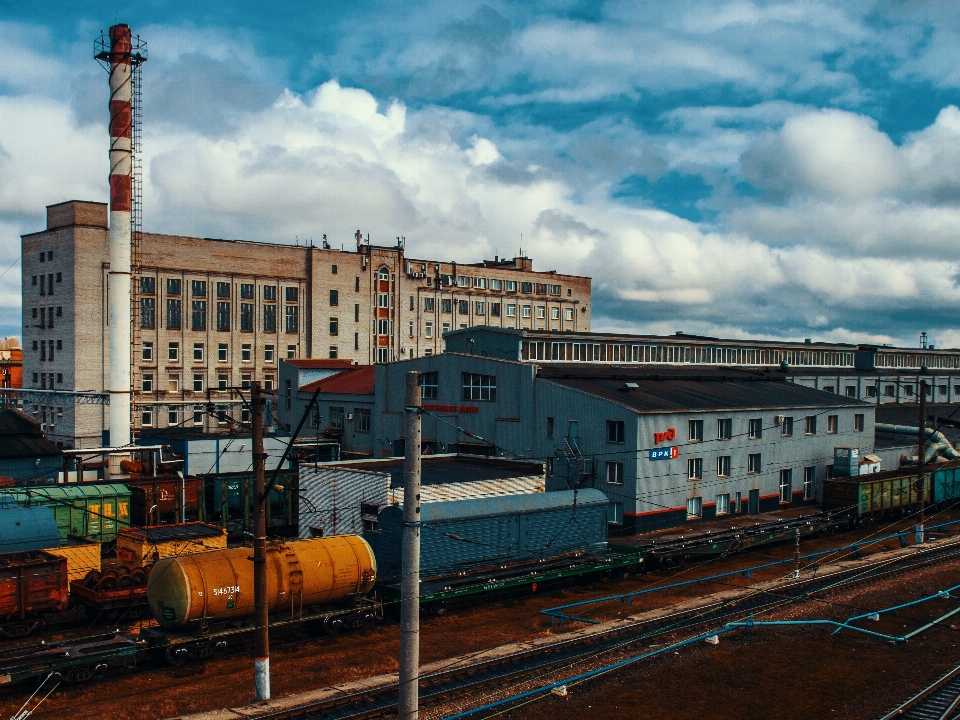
<box><xmin>822</xmin><ymin>460</ymin><xmax>960</xmax><ymax>521</ymax></box>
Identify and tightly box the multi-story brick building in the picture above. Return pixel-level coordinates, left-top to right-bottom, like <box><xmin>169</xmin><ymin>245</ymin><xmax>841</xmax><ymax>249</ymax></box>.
<box><xmin>21</xmin><ymin>200</ymin><xmax>592</xmax><ymax>448</ymax></box>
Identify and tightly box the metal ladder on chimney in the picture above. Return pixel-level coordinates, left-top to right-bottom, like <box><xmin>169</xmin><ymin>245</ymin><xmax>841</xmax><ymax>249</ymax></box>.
<box><xmin>129</xmin><ymin>57</ymin><xmax>144</xmax><ymax>433</ymax></box>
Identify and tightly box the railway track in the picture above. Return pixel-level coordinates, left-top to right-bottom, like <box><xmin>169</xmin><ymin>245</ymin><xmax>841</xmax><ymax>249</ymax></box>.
<box><xmin>878</xmin><ymin>662</ymin><xmax>960</xmax><ymax>720</ymax></box>
<box><xmin>204</xmin><ymin>537</ymin><xmax>960</xmax><ymax>720</ymax></box>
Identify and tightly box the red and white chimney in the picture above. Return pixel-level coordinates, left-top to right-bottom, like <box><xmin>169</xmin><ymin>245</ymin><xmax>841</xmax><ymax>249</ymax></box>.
<box><xmin>107</xmin><ymin>23</ymin><xmax>133</xmax><ymax>449</ymax></box>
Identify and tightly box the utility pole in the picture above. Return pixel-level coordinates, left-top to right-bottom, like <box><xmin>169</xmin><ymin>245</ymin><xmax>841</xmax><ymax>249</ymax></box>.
<box><xmin>916</xmin><ymin>377</ymin><xmax>926</xmax><ymax>544</ymax></box>
<box><xmin>251</xmin><ymin>381</ymin><xmax>270</xmax><ymax>700</ymax></box>
<box><xmin>399</xmin><ymin>371</ymin><xmax>421</xmax><ymax>720</ymax></box>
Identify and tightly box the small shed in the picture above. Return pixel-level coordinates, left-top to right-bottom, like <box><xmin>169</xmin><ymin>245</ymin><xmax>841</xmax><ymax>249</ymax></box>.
<box><xmin>367</xmin><ymin>489</ymin><xmax>609</xmax><ymax>582</ymax></box>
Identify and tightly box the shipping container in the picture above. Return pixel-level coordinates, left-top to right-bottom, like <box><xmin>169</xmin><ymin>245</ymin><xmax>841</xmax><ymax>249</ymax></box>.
<box><xmin>5</xmin><ymin>485</ymin><xmax>131</xmax><ymax>543</ymax></box>
<box><xmin>0</xmin><ymin>550</ymin><xmax>68</xmax><ymax>638</ymax></box>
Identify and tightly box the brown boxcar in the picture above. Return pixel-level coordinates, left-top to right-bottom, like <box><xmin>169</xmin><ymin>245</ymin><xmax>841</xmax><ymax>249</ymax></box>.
<box><xmin>124</xmin><ymin>476</ymin><xmax>204</xmax><ymax>526</ymax></box>
<box><xmin>0</xmin><ymin>550</ymin><xmax>68</xmax><ymax>638</ymax></box>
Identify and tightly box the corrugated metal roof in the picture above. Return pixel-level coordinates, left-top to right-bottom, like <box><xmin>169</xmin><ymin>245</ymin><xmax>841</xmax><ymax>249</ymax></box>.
<box><xmin>542</xmin><ymin>375</ymin><xmax>869</xmax><ymax>413</ymax></box>
<box><xmin>299</xmin><ymin>365</ymin><xmax>375</xmax><ymax>395</ymax></box>
<box><xmin>334</xmin><ymin>455</ymin><xmax>545</xmax><ymax>487</ymax></box>
<box><xmin>0</xmin><ymin>409</ymin><xmax>62</xmax><ymax>459</ymax></box>
<box><xmin>284</xmin><ymin>359</ymin><xmax>357</xmax><ymax>369</ymax></box>
<box><xmin>418</xmin><ymin>488</ymin><xmax>608</xmax><ymax>522</ymax></box>
<box><xmin>120</xmin><ymin>522</ymin><xmax>224</xmax><ymax>542</ymax></box>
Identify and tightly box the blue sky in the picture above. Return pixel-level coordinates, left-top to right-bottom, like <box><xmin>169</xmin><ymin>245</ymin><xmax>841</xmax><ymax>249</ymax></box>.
<box><xmin>3</xmin><ymin>1</ymin><xmax>960</xmax><ymax>346</ymax></box>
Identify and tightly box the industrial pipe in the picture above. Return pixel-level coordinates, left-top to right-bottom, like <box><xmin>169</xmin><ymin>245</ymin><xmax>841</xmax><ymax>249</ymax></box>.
<box><xmin>876</xmin><ymin>423</ymin><xmax>960</xmax><ymax>461</ymax></box>
<box><xmin>107</xmin><ymin>24</ymin><xmax>133</xmax><ymax>452</ymax></box>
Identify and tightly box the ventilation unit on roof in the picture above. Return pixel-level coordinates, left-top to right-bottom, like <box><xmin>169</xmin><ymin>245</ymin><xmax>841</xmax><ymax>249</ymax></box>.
<box><xmin>622</xmin><ymin>382</ymin><xmax>639</xmax><ymax>390</ymax></box>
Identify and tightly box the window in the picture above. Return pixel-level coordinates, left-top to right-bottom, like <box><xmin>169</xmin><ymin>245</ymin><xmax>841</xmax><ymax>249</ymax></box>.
<box><xmin>166</xmin><ymin>299</ymin><xmax>181</xmax><ymax>329</ymax></box>
<box><xmin>475</xmin><ymin>301</ymin><xmax>486</xmax><ymax>315</ymax></box>
<box><xmin>263</xmin><ymin>304</ymin><xmax>276</xmax><ymax>332</ymax></box>
<box><xmin>191</xmin><ymin>280</ymin><xmax>206</xmax><ymax>297</ymax></box>
<box><xmin>31</xmin><ymin>275</ymin><xmax>37</xmax><ymax>286</ymax></box>
<box><xmin>938</xmin><ymin>384</ymin><xmax>948</xmax><ymax>396</ymax></box>
<box><xmin>521</xmin><ymin>282</ymin><xmax>533</xmax><ymax>293</ymax></box>
<box><xmin>216</xmin><ymin>301</ymin><xmax>230</xmax><ymax>331</ymax></box>
<box><xmin>142</xmin><ymin>373</ymin><xmax>153</xmax><ymax>392</ymax></box>
<box><xmin>264</xmin><ymin>373</ymin><xmax>275</xmax><ymax>391</ymax></box>
<box><xmin>535</xmin><ymin>306</ymin><xmax>546</xmax><ymax>319</ymax></box>
<box><xmin>748</xmin><ymin>418</ymin><xmax>762</xmax><ymax>439</ymax></box>
<box><xmin>330</xmin><ymin>406</ymin><xmax>345</xmax><ymax>430</ymax></box>
<box><xmin>409</xmin><ymin>320</ymin><xmax>415</xmax><ymax>337</ymax></box>
<box><xmin>377</xmin><ymin>294</ymin><xmax>388</xmax><ymax>309</ymax></box>
<box><xmin>331</xmin><ymin>264</ymin><xmax>338</xmax><ymax>274</ymax></box>
<box><xmin>687</xmin><ymin>496</ymin><xmax>702</xmax><ymax>519</ymax></box>
<box><xmin>535</xmin><ymin>283</ymin><xmax>547</xmax><ymax>294</ymax></box>
<box><xmin>779</xmin><ymin>469</ymin><xmax>793</xmax><ymax>503</ymax></box>
<box><xmin>263</xmin><ymin>285</ymin><xmax>277</xmax><ymax>301</ymax></box>
<box><xmin>285</xmin><ymin>287</ymin><xmax>299</xmax><ymax>302</ymax></box>
<box><xmin>442</xmin><ymin>322</ymin><xmax>450</xmax><ymax>335</ymax></box>
<box><xmin>884</xmin><ymin>385</ymin><xmax>895</xmax><ymax>397</ymax></box>
<box><xmin>38</xmin><ymin>251</ymin><xmax>44</xmax><ymax>263</ymax></box>
<box><xmin>355</xmin><ymin>277</ymin><xmax>360</xmax><ymax>292</ymax></box>
<box><xmin>423</xmin><ymin>297</ymin><xmax>435</xmax><ymax>312</ymax></box>
<box><xmin>168</xmin><ymin>373</ymin><xmax>180</xmax><ymax>393</ymax></box>
<box><xmin>717</xmin><ymin>418</ymin><xmax>732</xmax><ymax>440</ymax></box>
<box><xmin>441</xmin><ymin>299</ymin><xmax>452</xmax><ymax>313</ymax></box>
<box><xmin>216</xmin><ymin>281</ymin><xmax>230</xmax><ymax>298</ymax></box>
<box><xmin>748</xmin><ymin>453</ymin><xmax>761</xmax><ymax>474</ymax></box>
<box><xmin>550</xmin><ymin>307</ymin><xmax>560</xmax><ymax>320</ymax></box>
<box><xmin>355</xmin><ymin>333</ymin><xmax>359</xmax><ymax>349</ymax></box>
<box><xmin>490</xmin><ymin>303</ymin><xmax>501</xmax><ymax>317</ymax></box>
<box><xmin>803</xmin><ymin>466</ymin><xmax>815</xmax><ymax>500</ymax></box>
<box><xmin>717</xmin><ymin>455</ymin><xmax>731</xmax><ymax>477</ymax></box>
<box><xmin>564</xmin><ymin>308</ymin><xmax>574</xmax><ymax>321</ymax></box>
<box><xmin>329</xmin><ymin>346</ymin><xmax>338</xmax><ymax>359</ymax></box>
<box><xmin>218</xmin><ymin>343</ymin><xmax>228</xmax><ymax>362</ymax></box>
<box><xmin>56</xmin><ymin>272</ymin><xmax>61</xmax><ymax>283</ymax></box>
<box><xmin>505</xmin><ymin>280</ymin><xmax>517</xmax><ymax>292</ymax></box>
<box><xmin>827</xmin><ymin>415</ymin><xmax>838</xmax><ymax>434</ymax></box>
<box><xmin>867</xmin><ymin>386</ymin><xmax>878</xmax><ymax>397</ymax></box>
<box><xmin>607</xmin><ymin>420</ymin><xmax>625</xmax><ymax>443</ymax></box>
<box><xmin>190</xmin><ymin>343</ymin><xmax>202</xmax><ymax>362</ymax></box>
<box><xmin>688</xmin><ymin>458</ymin><xmax>703</xmax><ymax>480</ymax></box>
<box><xmin>355</xmin><ymin>408</ymin><xmax>371</xmax><ymax>433</ymax></box>
<box><xmin>805</xmin><ymin>416</ymin><xmax>817</xmax><ymax>435</ymax></box>
<box><xmin>521</xmin><ymin>305</ymin><xmax>531</xmax><ymax>318</ymax></box>
<box><xmin>330</xmin><ymin>289</ymin><xmax>339</xmax><ymax>306</ymax></box>
<box><xmin>211</xmin><ymin>372</ymin><xmax>226</xmax><ymax>391</ymax></box>
<box><xmin>240</xmin><ymin>283</ymin><xmax>254</xmax><ymax>299</ymax></box>
<box><xmin>191</xmin><ymin>301</ymin><xmax>207</xmax><ymax>330</ymax></box>
<box><xmin>506</xmin><ymin>304</ymin><xmax>516</xmax><ymax>317</ymax></box>
<box><xmin>606</xmin><ymin>462</ymin><xmax>624</xmax><ymax>485</ymax></box>
<box><xmin>330</xmin><ymin>317</ymin><xmax>339</xmax><ymax>336</ymax></box>
<box><xmin>462</xmin><ymin>373</ymin><xmax>497</xmax><ymax>401</ymax></box>
<box><xmin>193</xmin><ymin>373</ymin><xmax>204</xmax><ymax>392</ymax></box>
<box><xmin>823</xmin><ymin>386</ymin><xmax>835</xmax><ymax>393</ymax></box>
<box><xmin>285</xmin><ymin>305</ymin><xmax>299</xmax><ymax>333</ymax></box>
<box><xmin>490</xmin><ymin>278</ymin><xmax>502</xmax><ymax>290</ymax></box>
<box><xmin>688</xmin><ymin>419</ymin><xmax>703</xmax><ymax>441</ymax></box>
<box><xmin>240</xmin><ymin>303</ymin><xmax>254</xmax><ymax>332</ymax></box>
<box><xmin>716</xmin><ymin>493</ymin><xmax>730</xmax><ymax>515</ymax></box>
<box><xmin>264</xmin><ymin>344</ymin><xmax>274</xmax><ymax>362</ymax></box>
<box><xmin>845</xmin><ymin>386</ymin><xmax>857</xmax><ymax>397</ymax></box>
<box><xmin>354</xmin><ymin>304</ymin><xmax>360</xmax><ymax>322</ymax></box>
<box><xmin>167</xmin><ymin>278</ymin><xmax>181</xmax><ymax>295</ymax></box>
<box><xmin>457</xmin><ymin>299</ymin><xmax>469</xmax><ymax>314</ymax></box>
<box><xmin>140</xmin><ymin>298</ymin><xmax>155</xmax><ymax>328</ymax></box>
<box><xmin>546</xmin><ymin>417</ymin><xmax>554</xmax><ymax>439</ymax></box>
<box><xmin>550</xmin><ymin>284</ymin><xmax>561</xmax><ymax>295</ymax></box>
<box><xmin>287</xmin><ymin>345</ymin><xmax>296</xmax><ymax>358</ymax></box>
<box><xmin>193</xmin><ymin>404</ymin><xmax>204</xmax><ymax>426</ymax></box>
<box><xmin>420</xmin><ymin>372</ymin><xmax>438</xmax><ymax>399</ymax></box>
<box><xmin>168</xmin><ymin>342</ymin><xmax>180</xmax><ymax>361</ymax></box>
<box><xmin>378</xmin><ymin>319</ymin><xmax>389</xmax><ymax>335</ymax></box>
<box><xmin>781</xmin><ymin>416</ymin><xmax>793</xmax><ymax>436</ymax></box>
<box><xmin>903</xmin><ymin>385</ymin><xmax>914</xmax><ymax>396</ymax></box>
<box><xmin>242</xmin><ymin>373</ymin><xmax>252</xmax><ymax>390</ymax></box>
<box><xmin>168</xmin><ymin>407</ymin><xmax>179</xmax><ymax>426</ymax></box>
<box><xmin>473</xmin><ymin>277</ymin><xmax>486</xmax><ymax>289</ymax></box>
<box><xmin>456</xmin><ymin>275</ymin><xmax>471</xmax><ymax>288</ymax></box>
<box><xmin>141</xmin><ymin>407</ymin><xmax>154</xmax><ymax>427</ymax></box>
<box><xmin>241</xmin><ymin>344</ymin><xmax>251</xmax><ymax>362</ymax></box>
<box><xmin>142</xmin><ymin>342</ymin><xmax>153</xmax><ymax>361</ymax></box>
<box><xmin>854</xmin><ymin>413</ymin><xmax>864</xmax><ymax>432</ymax></box>
<box><xmin>424</xmin><ymin>322</ymin><xmax>434</xmax><ymax>338</ymax></box>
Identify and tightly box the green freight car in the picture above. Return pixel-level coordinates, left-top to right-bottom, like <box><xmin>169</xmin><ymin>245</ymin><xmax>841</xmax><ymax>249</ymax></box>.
<box><xmin>933</xmin><ymin>462</ymin><xmax>960</xmax><ymax>504</ymax></box>
<box><xmin>6</xmin><ymin>484</ymin><xmax>131</xmax><ymax>543</ymax></box>
<box><xmin>821</xmin><ymin>461</ymin><xmax>960</xmax><ymax>520</ymax></box>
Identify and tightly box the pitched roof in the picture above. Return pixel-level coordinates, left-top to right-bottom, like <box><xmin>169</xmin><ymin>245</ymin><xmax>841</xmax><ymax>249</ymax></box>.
<box><xmin>284</xmin><ymin>359</ymin><xmax>357</xmax><ymax>370</ymax></box>
<box><xmin>0</xmin><ymin>409</ymin><xmax>63</xmax><ymax>459</ymax></box>
<box><xmin>299</xmin><ymin>365</ymin><xmax>375</xmax><ymax>395</ymax></box>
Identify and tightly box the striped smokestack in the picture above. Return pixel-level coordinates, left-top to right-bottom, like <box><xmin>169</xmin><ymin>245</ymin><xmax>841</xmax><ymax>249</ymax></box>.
<box><xmin>107</xmin><ymin>23</ymin><xmax>133</xmax><ymax>449</ymax></box>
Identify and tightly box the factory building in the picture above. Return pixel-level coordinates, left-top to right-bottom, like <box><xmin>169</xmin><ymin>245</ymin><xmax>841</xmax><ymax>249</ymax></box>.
<box><xmin>372</xmin><ymin>352</ymin><xmax>872</xmax><ymax>533</ymax></box>
<box><xmin>20</xmin><ymin>201</ymin><xmax>591</xmax><ymax>448</ymax></box>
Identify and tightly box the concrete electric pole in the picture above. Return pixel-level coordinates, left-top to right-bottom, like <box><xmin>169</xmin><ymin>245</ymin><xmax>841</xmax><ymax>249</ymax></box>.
<box><xmin>399</xmin><ymin>371</ymin><xmax>422</xmax><ymax>719</ymax></box>
<box><xmin>251</xmin><ymin>381</ymin><xmax>270</xmax><ymax>700</ymax></box>
<box><xmin>916</xmin><ymin>378</ymin><xmax>926</xmax><ymax>544</ymax></box>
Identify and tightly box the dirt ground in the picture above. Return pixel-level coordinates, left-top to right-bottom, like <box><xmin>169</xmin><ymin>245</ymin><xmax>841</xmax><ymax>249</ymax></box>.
<box><xmin>0</xmin><ymin>510</ymin><xmax>957</xmax><ymax>720</ymax></box>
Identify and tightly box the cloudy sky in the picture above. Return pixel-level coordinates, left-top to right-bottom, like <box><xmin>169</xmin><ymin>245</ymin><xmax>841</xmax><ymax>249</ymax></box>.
<box><xmin>2</xmin><ymin>1</ymin><xmax>960</xmax><ymax>347</ymax></box>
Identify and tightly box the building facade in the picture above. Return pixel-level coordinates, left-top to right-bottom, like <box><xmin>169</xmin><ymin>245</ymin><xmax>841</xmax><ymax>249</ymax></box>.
<box><xmin>21</xmin><ymin>201</ymin><xmax>592</xmax><ymax>448</ymax></box>
<box><xmin>372</xmin><ymin>353</ymin><xmax>873</xmax><ymax>533</ymax></box>
<box><xmin>0</xmin><ymin>348</ymin><xmax>21</xmax><ymax>389</ymax></box>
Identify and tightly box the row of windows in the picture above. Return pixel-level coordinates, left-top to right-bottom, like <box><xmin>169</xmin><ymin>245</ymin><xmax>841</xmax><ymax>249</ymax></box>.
<box><xmin>140</xmin><ymin>278</ymin><xmax>301</xmax><ymax>302</ymax></box>
<box><xmin>597</xmin><ymin>415</ymin><xmax>866</xmax><ymax>446</ymax></box>
<box><xmin>439</xmin><ymin>276</ymin><xmax>563</xmax><ymax>295</ymax></box>
<box><xmin>141</xmin><ymin>299</ymin><xmax>299</xmax><ymax>333</ymax></box>
<box><xmin>32</xmin><ymin>339</ymin><xmax>62</xmax><ymax>360</ymax></box>
<box><xmin>32</xmin><ymin>372</ymin><xmax>62</xmax><ymax>388</ymax></box>
<box><xmin>521</xmin><ymin>341</ymin><xmax>852</xmax><ymax>366</ymax></box>
<box><xmin>140</xmin><ymin>403</ymin><xmax>251</xmax><ymax>428</ymax></box>
<box><xmin>417</xmin><ymin>296</ymin><xmax>574</xmax><ymax>321</ymax></box>
<box><xmin>141</xmin><ymin>341</ymin><xmax>298</xmax><ymax>364</ymax></box>
<box><xmin>685</xmin><ymin>468</ymin><xmax>816</xmax><ymax>518</ymax></box>
<box><xmin>142</xmin><ymin>371</ymin><xmax>275</xmax><ymax>394</ymax></box>
<box><xmin>414</xmin><ymin>372</ymin><xmax>497</xmax><ymax>401</ymax></box>
<box><xmin>315</xmin><ymin>406</ymin><xmax>371</xmax><ymax>433</ymax></box>
<box><xmin>30</xmin><ymin>306</ymin><xmax>62</xmax><ymax>329</ymax></box>
<box><xmin>31</xmin><ymin>273</ymin><xmax>61</xmax><ymax>295</ymax></box>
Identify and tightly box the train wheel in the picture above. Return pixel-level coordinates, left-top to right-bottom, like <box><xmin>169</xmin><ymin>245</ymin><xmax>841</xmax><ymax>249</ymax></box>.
<box><xmin>89</xmin><ymin>663</ymin><xmax>109</xmax><ymax>682</ymax></box>
<box><xmin>165</xmin><ymin>647</ymin><xmax>189</xmax><ymax>666</ymax></box>
<box><xmin>324</xmin><ymin>618</ymin><xmax>345</xmax><ymax>636</ymax></box>
<box><xmin>210</xmin><ymin>640</ymin><xmax>228</xmax><ymax>658</ymax></box>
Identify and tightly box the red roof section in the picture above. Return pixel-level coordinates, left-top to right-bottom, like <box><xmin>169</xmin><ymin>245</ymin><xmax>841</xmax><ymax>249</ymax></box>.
<box><xmin>284</xmin><ymin>359</ymin><xmax>356</xmax><ymax>369</ymax></box>
<box><xmin>299</xmin><ymin>365</ymin><xmax>375</xmax><ymax>395</ymax></box>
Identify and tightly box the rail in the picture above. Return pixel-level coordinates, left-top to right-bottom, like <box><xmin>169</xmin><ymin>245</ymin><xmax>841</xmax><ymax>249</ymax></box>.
<box><xmin>542</xmin><ymin>516</ymin><xmax>960</xmax><ymax>626</ymax></box>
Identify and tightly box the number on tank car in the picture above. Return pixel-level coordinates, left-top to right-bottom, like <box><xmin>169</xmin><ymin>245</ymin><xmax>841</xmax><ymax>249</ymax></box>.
<box><xmin>213</xmin><ymin>586</ymin><xmax>241</xmax><ymax>596</ymax></box>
